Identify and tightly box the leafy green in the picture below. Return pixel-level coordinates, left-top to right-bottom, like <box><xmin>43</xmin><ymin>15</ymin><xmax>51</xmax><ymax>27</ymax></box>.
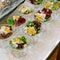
<box><xmin>57</xmin><ymin>0</ymin><xmax>60</xmax><ymax>1</ymax></box>
<box><xmin>7</xmin><ymin>18</ymin><xmax>14</xmax><ymax>25</ymax></box>
<box><xmin>34</xmin><ymin>0</ymin><xmax>43</xmax><ymax>3</ymax></box>
<box><xmin>26</xmin><ymin>21</ymin><xmax>34</xmax><ymax>27</ymax></box>
<box><xmin>9</xmin><ymin>40</ymin><xmax>17</xmax><ymax>49</ymax></box>
<box><xmin>20</xmin><ymin>36</ymin><xmax>27</xmax><ymax>43</ymax></box>
<box><xmin>9</xmin><ymin>40</ymin><xmax>13</xmax><ymax>46</ymax></box>
<box><xmin>39</xmin><ymin>0</ymin><xmax>43</xmax><ymax>3</ymax></box>
<box><xmin>45</xmin><ymin>18</ymin><xmax>49</xmax><ymax>22</ymax></box>
<box><xmin>52</xmin><ymin>2</ymin><xmax>59</xmax><ymax>10</ymax></box>
<box><xmin>50</xmin><ymin>0</ymin><xmax>54</xmax><ymax>2</ymax></box>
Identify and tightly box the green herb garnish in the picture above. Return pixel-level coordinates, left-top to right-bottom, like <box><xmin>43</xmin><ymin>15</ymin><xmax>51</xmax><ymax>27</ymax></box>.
<box><xmin>57</xmin><ymin>0</ymin><xmax>60</xmax><ymax>1</ymax></box>
<box><xmin>9</xmin><ymin>40</ymin><xmax>13</xmax><ymax>46</ymax></box>
<box><xmin>50</xmin><ymin>0</ymin><xmax>54</xmax><ymax>2</ymax></box>
<box><xmin>45</xmin><ymin>18</ymin><xmax>49</xmax><ymax>22</ymax></box>
<box><xmin>20</xmin><ymin>36</ymin><xmax>27</xmax><ymax>43</ymax></box>
<box><xmin>34</xmin><ymin>0</ymin><xmax>43</xmax><ymax>3</ymax></box>
<box><xmin>52</xmin><ymin>2</ymin><xmax>59</xmax><ymax>10</ymax></box>
<box><xmin>26</xmin><ymin>21</ymin><xmax>34</xmax><ymax>27</ymax></box>
<box><xmin>7</xmin><ymin>18</ymin><xmax>14</xmax><ymax>25</ymax></box>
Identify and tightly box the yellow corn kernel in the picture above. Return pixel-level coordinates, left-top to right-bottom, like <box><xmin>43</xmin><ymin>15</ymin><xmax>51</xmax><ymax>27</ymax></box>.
<box><xmin>27</xmin><ymin>27</ymin><xmax>36</xmax><ymax>35</ymax></box>
<box><xmin>13</xmin><ymin>16</ymin><xmax>20</xmax><ymax>20</ymax></box>
<box><xmin>13</xmin><ymin>37</ymin><xmax>20</xmax><ymax>43</ymax></box>
<box><xmin>45</xmin><ymin>2</ymin><xmax>51</xmax><ymax>8</ymax></box>
<box><xmin>35</xmin><ymin>13</ymin><xmax>43</xmax><ymax>22</ymax></box>
<box><xmin>14</xmin><ymin>37</ymin><xmax>23</xmax><ymax>43</ymax></box>
<box><xmin>5</xmin><ymin>27</ymin><xmax>11</xmax><ymax>33</ymax></box>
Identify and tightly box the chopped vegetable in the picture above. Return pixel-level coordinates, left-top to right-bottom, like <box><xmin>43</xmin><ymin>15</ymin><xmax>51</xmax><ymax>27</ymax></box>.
<box><xmin>45</xmin><ymin>18</ymin><xmax>49</xmax><ymax>22</ymax></box>
<box><xmin>52</xmin><ymin>2</ymin><xmax>59</xmax><ymax>10</ymax></box>
<box><xmin>7</xmin><ymin>18</ymin><xmax>14</xmax><ymax>25</ymax></box>
<box><xmin>25</xmin><ymin>21</ymin><xmax>41</xmax><ymax>35</ymax></box>
<box><xmin>34</xmin><ymin>0</ymin><xmax>43</xmax><ymax>3</ymax></box>
<box><xmin>7</xmin><ymin>16</ymin><xmax>26</xmax><ymax>26</ymax></box>
<box><xmin>20</xmin><ymin>36</ymin><xmax>27</xmax><ymax>43</ymax></box>
<box><xmin>26</xmin><ymin>21</ymin><xmax>34</xmax><ymax>27</ymax></box>
<box><xmin>9</xmin><ymin>40</ymin><xmax>13</xmax><ymax>47</ymax></box>
<box><xmin>9</xmin><ymin>36</ymin><xmax>28</xmax><ymax>49</ymax></box>
<box><xmin>50</xmin><ymin>0</ymin><xmax>54</xmax><ymax>2</ymax></box>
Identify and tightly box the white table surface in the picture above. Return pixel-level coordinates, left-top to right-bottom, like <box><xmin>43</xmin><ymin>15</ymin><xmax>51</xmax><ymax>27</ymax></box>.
<box><xmin>0</xmin><ymin>0</ymin><xmax>60</xmax><ymax>60</ymax></box>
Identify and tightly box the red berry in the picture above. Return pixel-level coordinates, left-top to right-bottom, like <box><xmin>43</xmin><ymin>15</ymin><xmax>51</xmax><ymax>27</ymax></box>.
<box><xmin>33</xmin><ymin>21</ymin><xmax>41</xmax><ymax>28</ymax></box>
<box><xmin>46</xmin><ymin>9</ymin><xmax>52</xmax><ymax>18</ymax></box>
<box><xmin>45</xmin><ymin>14</ymin><xmax>51</xmax><ymax>18</ymax></box>
<box><xmin>42</xmin><ymin>8</ymin><xmax>52</xmax><ymax>15</ymax></box>
<box><xmin>18</xmin><ymin>17</ymin><xmax>26</xmax><ymax>24</ymax></box>
<box><xmin>42</xmin><ymin>8</ymin><xmax>47</xmax><ymax>14</ymax></box>
<box><xmin>14</xmin><ymin>16</ymin><xmax>26</xmax><ymax>26</ymax></box>
<box><xmin>29</xmin><ymin>0</ymin><xmax>34</xmax><ymax>4</ymax></box>
<box><xmin>42</xmin><ymin>8</ymin><xmax>52</xmax><ymax>18</ymax></box>
<box><xmin>47</xmin><ymin>9</ymin><xmax>52</xmax><ymax>15</ymax></box>
<box><xmin>14</xmin><ymin>20</ymin><xmax>20</xmax><ymax>26</ymax></box>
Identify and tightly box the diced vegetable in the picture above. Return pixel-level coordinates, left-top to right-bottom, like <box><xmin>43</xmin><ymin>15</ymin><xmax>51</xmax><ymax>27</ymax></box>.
<box><xmin>7</xmin><ymin>18</ymin><xmax>14</xmax><ymax>25</ymax></box>
<box><xmin>20</xmin><ymin>36</ymin><xmax>27</xmax><ymax>43</ymax></box>
<box><xmin>26</xmin><ymin>21</ymin><xmax>34</xmax><ymax>27</ymax></box>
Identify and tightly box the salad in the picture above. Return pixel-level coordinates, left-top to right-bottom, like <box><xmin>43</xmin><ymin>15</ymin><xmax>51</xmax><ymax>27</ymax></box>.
<box><xmin>19</xmin><ymin>5</ymin><xmax>33</xmax><ymax>14</ymax></box>
<box><xmin>7</xmin><ymin>16</ymin><xmax>26</xmax><ymax>26</ymax></box>
<box><xmin>0</xmin><ymin>25</ymin><xmax>13</xmax><ymax>39</ymax></box>
<box><xmin>24</xmin><ymin>21</ymin><xmax>41</xmax><ymax>36</ymax></box>
<box><xmin>34</xmin><ymin>8</ymin><xmax>52</xmax><ymax>22</ymax></box>
<box><xmin>9</xmin><ymin>36</ymin><xmax>29</xmax><ymax>49</ymax></box>
<box><xmin>45</xmin><ymin>1</ymin><xmax>60</xmax><ymax>10</ymax></box>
